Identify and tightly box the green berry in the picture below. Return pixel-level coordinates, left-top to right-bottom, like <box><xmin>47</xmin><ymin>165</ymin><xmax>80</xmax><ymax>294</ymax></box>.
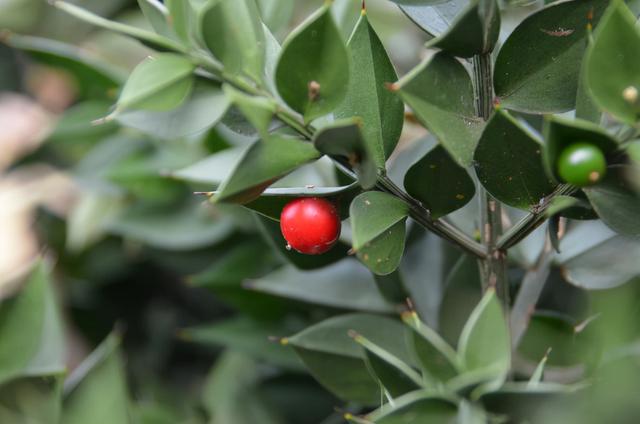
<box><xmin>557</xmin><ymin>142</ymin><xmax>607</xmax><ymax>187</ymax></box>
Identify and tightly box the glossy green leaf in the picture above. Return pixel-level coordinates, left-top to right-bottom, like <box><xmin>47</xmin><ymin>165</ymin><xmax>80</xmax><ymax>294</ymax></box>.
<box><xmin>4</xmin><ymin>34</ymin><xmax>122</xmax><ymax>99</ymax></box>
<box><xmin>556</xmin><ymin>221</ymin><xmax>640</xmax><ymax>289</ymax></box>
<box><xmin>575</xmin><ymin>35</ymin><xmax>601</xmax><ymax>124</ymax></box>
<box><xmin>0</xmin><ymin>261</ymin><xmax>65</xmax><ymax>385</ymax></box>
<box><xmin>62</xmin><ymin>334</ymin><xmax>132</xmax><ymax>424</ymax></box>
<box><xmin>396</xmin><ymin>52</ymin><xmax>483</xmax><ymax>167</ymax></box>
<box><xmin>275</xmin><ymin>5</ymin><xmax>350</xmax><ymax>122</ymax></box>
<box><xmin>214</xmin><ymin>136</ymin><xmax>321</xmax><ymax>204</ymax></box>
<box><xmin>222</xmin><ymin>84</ymin><xmax>276</xmax><ymax>139</ymax></box>
<box><xmin>402</xmin><ymin>312</ymin><xmax>460</xmax><ymax>383</ymax></box>
<box><xmin>354</xmin><ymin>334</ymin><xmax>422</xmax><ymax>397</ymax></box>
<box><xmin>0</xmin><ymin>374</ymin><xmax>63</xmax><ymax>424</ymax></box>
<box><xmin>262</xmin><ymin>23</ymin><xmax>281</xmax><ymax>95</ymax></box>
<box><xmin>200</xmin><ymin>0</ymin><xmax>265</xmax><ymax>83</ymax></box>
<box><xmin>335</xmin><ymin>13</ymin><xmax>404</xmax><ymax>163</ymax></box>
<box><xmin>350</xmin><ymin>191</ymin><xmax>409</xmax><ymax>275</ymax></box>
<box><xmin>474</xmin><ymin>109</ymin><xmax>557</xmax><ymax>210</ymax></box>
<box><xmin>106</xmin><ymin>200</ymin><xmax>234</xmax><ymax>251</ymax></box>
<box><xmin>426</xmin><ymin>0</ymin><xmax>500</xmax><ymax>58</ymax></box>
<box><xmin>398</xmin><ymin>0</ymin><xmax>468</xmax><ymax>37</ymax></box>
<box><xmin>116</xmin><ymin>54</ymin><xmax>194</xmax><ymax>112</ymax></box>
<box><xmin>367</xmin><ymin>394</ymin><xmax>459</xmax><ymax>423</ymax></box>
<box><xmin>584</xmin><ymin>169</ymin><xmax>640</xmax><ymax>237</ymax></box>
<box><xmin>117</xmin><ymin>80</ymin><xmax>229</xmax><ymax>139</ymax></box>
<box><xmin>254</xmin><ymin>214</ymin><xmax>350</xmax><ymax>270</ymax></box>
<box><xmin>405</xmin><ymin>143</ymin><xmax>475</xmax><ymax>218</ymax></box>
<box><xmin>313</xmin><ymin>119</ymin><xmax>378</xmax><ymax>189</ymax></box>
<box><xmin>182</xmin><ymin>317</ymin><xmax>302</xmax><ymax>370</ymax></box>
<box><xmin>244</xmin><ymin>183</ymin><xmax>360</xmax><ymax>221</ymax></box>
<box><xmin>494</xmin><ymin>0</ymin><xmax>608</xmax><ymax>113</ymax></box>
<box><xmin>288</xmin><ymin>313</ymin><xmax>410</xmax><ymax>404</ymax></box>
<box><xmin>246</xmin><ymin>259</ymin><xmax>395</xmax><ymax>313</ymax></box>
<box><xmin>52</xmin><ymin>1</ymin><xmax>185</xmax><ymax>52</ymax></box>
<box><xmin>542</xmin><ymin>115</ymin><xmax>619</xmax><ymax>183</ymax></box>
<box><xmin>586</xmin><ymin>0</ymin><xmax>640</xmax><ymax>124</ymax></box>
<box><xmin>458</xmin><ymin>289</ymin><xmax>510</xmax><ymax>379</ymax></box>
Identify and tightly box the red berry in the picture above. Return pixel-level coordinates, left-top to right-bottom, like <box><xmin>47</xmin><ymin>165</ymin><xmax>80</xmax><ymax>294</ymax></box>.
<box><xmin>280</xmin><ymin>197</ymin><xmax>341</xmax><ymax>255</ymax></box>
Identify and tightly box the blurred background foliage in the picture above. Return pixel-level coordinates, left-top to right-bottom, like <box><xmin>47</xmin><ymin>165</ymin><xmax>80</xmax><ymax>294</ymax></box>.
<box><xmin>1</xmin><ymin>0</ymin><xmax>640</xmax><ymax>423</ymax></box>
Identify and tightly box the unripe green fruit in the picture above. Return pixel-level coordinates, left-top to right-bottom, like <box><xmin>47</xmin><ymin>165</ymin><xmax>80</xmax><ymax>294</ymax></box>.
<box><xmin>557</xmin><ymin>142</ymin><xmax>607</xmax><ymax>187</ymax></box>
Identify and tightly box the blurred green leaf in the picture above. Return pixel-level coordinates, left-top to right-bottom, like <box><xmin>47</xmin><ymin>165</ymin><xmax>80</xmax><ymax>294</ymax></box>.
<box><xmin>52</xmin><ymin>1</ymin><xmax>185</xmax><ymax>52</ymax></box>
<box><xmin>494</xmin><ymin>0</ymin><xmax>608</xmax><ymax>113</ymax></box>
<box><xmin>458</xmin><ymin>289</ymin><xmax>510</xmax><ymax>381</ymax></box>
<box><xmin>479</xmin><ymin>383</ymin><xmax>574</xmax><ymax>423</ymax></box>
<box><xmin>518</xmin><ymin>312</ymin><xmax>591</xmax><ymax>367</ymax></box>
<box><xmin>396</xmin><ymin>52</ymin><xmax>483</xmax><ymax>167</ymax></box>
<box><xmin>115</xmin><ymin>54</ymin><xmax>195</xmax><ymax>112</ymax></box>
<box><xmin>0</xmin><ymin>374</ymin><xmax>63</xmax><ymax>424</ymax></box>
<box><xmin>474</xmin><ymin>109</ymin><xmax>557</xmax><ymax>209</ymax></box>
<box><xmin>439</xmin><ymin>255</ymin><xmax>482</xmax><ymax>346</ymax></box>
<box><xmin>246</xmin><ymin>259</ymin><xmax>395</xmax><ymax>312</ymax></box>
<box><xmin>62</xmin><ymin>334</ymin><xmax>133</xmax><ymax>424</ymax></box>
<box><xmin>586</xmin><ymin>0</ymin><xmax>640</xmax><ymax>124</ymax></box>
<box><xmin>214</xmin><ymin>136</ymin><xmax>321</xmax><ymax>204</ymax></box>
<box><xmin>166</xmin><ymin>0</ymin><xmax>191</xmax><ymax>42</ymax></box>
<box><xmin>199</xmin><ymin>0</ymin><xmax>265</xmax><ymax>83</ymax></box>
<box><xmin>201</xmin><ymin>351</ymin><xmax>285</xmax><ymax>424</ymax></box>
<box><xmin>106</xmin><ymin>200</ymin><xmax>234</xmax><ymax>251</ymax></box>
<box><xmin>171</xmin><ymin>145</ymin><xmax>247</xmax><ymax>186</ymax></box>
<box><xmin>137</xmin><ymin>0</ymin><xmax>174</xmax><ymax>39</ymax></box>
<box><xmin>117</xmin><ymin>79</ymin><xmax>229</xmax><ymax>139</ymax></box>
<box><xmin>335</xmin><ymin>13</ymin><xmax>404</xmax><ymax>164</ymax></box>
<box><xmin>350</xmin><ymin>191</ymin><xmax>409</xmax><ymax>275</ymax></box>
<box><xmin>275</xmin><ymin>5</ymin><xmax>349</xmax><ymax>122</ymax></box>
<box><xmin>367</xmin><ymin>394</ymin><xmax>459</xmax><ymax>423</ymax></box>
<box><xmin>182</xmin><ymin>317</ymin><xmax>303</xmax><ymax>370</ymax></box>
<box><xmin>288</xmin><ymin>314</ymin><xmax>410</xmax><ymax>404</ymax></box>
<box><xmin>355</xmin><ymin>335</ymin><xmax>422</xmax><ymax>397</ymax></box>
<box><xmin>426</xmin><ymin>0</ymin><xmax>500</xmax><ymax>58</ymax></box>
<box><xmin>4</xmin><ymin>33</ymin><xmax>123</xmax><ymax>99</ymax></box>
<box><xmin>0</xmin><ymin>261</ymin><xmax>65</xmax><ymax>385</ymax></box>
<box><xmin>405</xmin><ymin>143</ymin><xmax>475</xmax><ymax>218</ymax></box>
<box><xmin>402</xmin><ymin>313</ymin><xmax>460</xmax><ymax>383</ymax></box>
<box><xmin>556</xmin><ymin>222</ymin><xmax>640</xmax><ymax>290</ymax></box>
<box><xmin>256</xmin><ymin>0</ymin><xmax>294</xmax><ymax>35</ymax></box>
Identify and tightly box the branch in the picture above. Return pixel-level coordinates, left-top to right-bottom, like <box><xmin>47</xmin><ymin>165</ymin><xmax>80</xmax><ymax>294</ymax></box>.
<box><xmin>190</xmin><ymin>51</ymin><xmax>487</xmax><ymax>259</ymax></box>
<box><xmin>496</xmin><ymin>184</ymin><xmax>577</xmax><ymax>251</ymax></box>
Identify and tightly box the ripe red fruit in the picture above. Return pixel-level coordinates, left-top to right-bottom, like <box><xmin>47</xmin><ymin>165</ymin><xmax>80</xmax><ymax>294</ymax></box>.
<box><xmin>280</xmin><ymin>197</ymin><xmax>341</xmax><ymax>255</ymax></box>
